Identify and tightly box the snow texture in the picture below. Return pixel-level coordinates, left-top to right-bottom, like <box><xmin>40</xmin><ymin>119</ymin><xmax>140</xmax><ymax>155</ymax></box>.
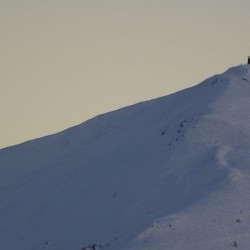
<box><xmin>1</xmin><ymin>65</ymin><xmax>250</xmax><ymax>250</ymax></box>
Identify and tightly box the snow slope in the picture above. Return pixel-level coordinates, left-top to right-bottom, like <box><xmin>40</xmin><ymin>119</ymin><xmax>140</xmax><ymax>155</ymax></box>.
<box><xmin>1</xmin><ymin>65</ymin><xmax>250</xmax><ymax>250</ymax></box>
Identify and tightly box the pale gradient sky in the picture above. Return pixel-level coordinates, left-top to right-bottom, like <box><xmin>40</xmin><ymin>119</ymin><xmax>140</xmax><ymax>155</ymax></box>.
<box><xmin>1</xmin><ymin>0</ymin><xmax>250</xmax><ymax>149</ymax></box>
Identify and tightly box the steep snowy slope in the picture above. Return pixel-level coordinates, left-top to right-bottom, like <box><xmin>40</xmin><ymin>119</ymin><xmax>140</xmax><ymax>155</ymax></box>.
<box><xmin>1</xmin><ymin>65</ymin><xmax>250</xmax><ymax>250</ymax></box>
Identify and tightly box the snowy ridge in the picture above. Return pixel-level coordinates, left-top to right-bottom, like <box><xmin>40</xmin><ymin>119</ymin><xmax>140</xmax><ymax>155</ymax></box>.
<box><xmin>1</xmin><ymin>65</ymin><xmax>250</xmax><ymax>250</ymax></box>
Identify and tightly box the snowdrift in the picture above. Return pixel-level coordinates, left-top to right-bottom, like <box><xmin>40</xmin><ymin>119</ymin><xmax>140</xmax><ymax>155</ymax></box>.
<box><xmin>1</xmin><ymin>65</ymin><xmax>250</xmax><ymax>250</ymax></box>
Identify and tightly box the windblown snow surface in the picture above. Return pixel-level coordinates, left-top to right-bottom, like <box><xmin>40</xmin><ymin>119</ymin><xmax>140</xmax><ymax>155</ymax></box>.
<box><xmin>1</xmin><ymin>65</ymin><xmax>250</xmax><ymax>250</ymax></box>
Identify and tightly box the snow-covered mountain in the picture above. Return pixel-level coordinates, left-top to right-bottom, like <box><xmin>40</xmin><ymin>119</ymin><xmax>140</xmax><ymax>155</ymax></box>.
<box><xmin>1</xmin><ymin>65</ymin><xmax>250</xmax><ymax>250</ymax></box>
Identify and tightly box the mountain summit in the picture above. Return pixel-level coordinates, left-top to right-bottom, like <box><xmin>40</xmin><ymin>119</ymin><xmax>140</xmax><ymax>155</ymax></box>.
<box><xmin>1</xmin><ymin>65</ymin><xmax>250</xmax><ymax>250</ymax></box>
